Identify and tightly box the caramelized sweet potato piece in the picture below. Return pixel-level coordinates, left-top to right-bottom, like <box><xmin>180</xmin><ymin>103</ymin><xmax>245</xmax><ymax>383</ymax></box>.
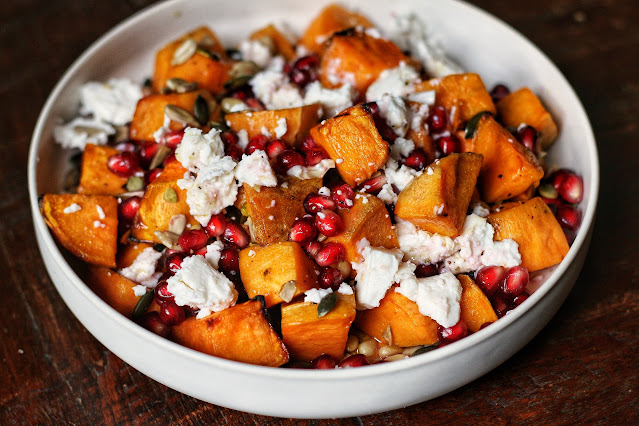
<box><xmin>172</xmin><ymin>298</ymin><xmax>289</xmax><ymax>367</ymax></box>
<box><xmin>239</xmin><ymin>242</ymin><xmax>319</xmax><ymax>307</ymax></box>
<box><xmin>281</xmin><ymin>292</ymin><xmax>356</xmax><ymax>361</ymax></box>
<box><xmin>355</xmin><ymin>287</ymin><xmax>438</xmax><ymax>347</ymax></box>
<box><xmin>243</xmin><ymin>177</ymin><xmax>322</xmax><ymax>245</ymax></box>
<box><xmin>497</xmin><ymin>87</ymin><xmax>558</xmax><ymax>150</ymax></box>
<box><xmin>77</xmin><ymin>144</ymin><xmax>128</xmax><ymax>195</ymax></box>
<box><xmin>320</xmin><ymin>31</ymin><xmax>408</xmax><ymax>95</ymax></box>
<box><xmin>461</xmin><ymin>114</ymin><xmax>544</xmax><ymax>203</ymax></box>
<box><xmin>131</xmin><ymin>162</ymin><xmax>199</xmax><ymax>243</ymax></box>
<box><xmin>165</xmin><ymin>54</ymin><xmax>232</xmax><ymax>95</ymax></box>
<box><xmin>487</xmin><ymin>197</ymin><xmax>570</xmax><ymax>272</ymax></box>
<box><xmin>300</xmin><ymin>4</ymin><xmax>373</xmax><ymax>55</ymax></box>
<box><xmin>86</xmin><ymin>266</ymin><xmax>147</xmax><ymax>317</ymax></box>
<box><xmin>41</xmin><ymin>194</ymin><xmax>118</xmax><ymax>267</ymax></box>
<box><xmin>395</xmin><ymin>152</ymin><xmax>483</xmax><ymax>238</ymax></box>
<box><xmin>116</xmin><ymin>242</ymin><xmax>156</xmax><ymax>269</ymax></box>
<box><xmin>250</xmin><ymin>24</ymin><xmax>296</xmax><ymax>62</ymax></box>
<box><xmin>458</xmin><ymin>275</ymin><xmax>497</xmax><ymax>332</ymax></box>
<box><xmin>225</xmin><ymin>104</ymin><xmax>321</xmax><ymax>146</ymax></box>
<box><xmin>310</xmin><ymin>104</ymin><xmax>389</xmax><ymax>187</ymax></box>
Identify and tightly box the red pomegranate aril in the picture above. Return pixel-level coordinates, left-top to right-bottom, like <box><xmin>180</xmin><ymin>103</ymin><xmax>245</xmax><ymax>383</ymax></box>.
<box><xmin>437</xmin><ymin>135</ymin><xmax>461</xmax><ymax>156</ymax></box>
<box><xmin>331</xmin><ymin>183</ymin><xmax>354</xmax><ymax>209</ymax></box>
<box><xmin>118</xmin><ymin>196</ymin><xmax>141</xmax><ymax>222</ymax></box>
<box><xmin>403</xmin><ymin>149</ymin><xmax>428</xmax><ymax>170</ymax></box>
<box><xmin>415</xmin><ymin>263</ymin><xmax>438</xmax><ymax>278</ymax></box>
<box><xmin>193</xmin><ymin>246</ymin><xmax>208</xmax><ymax>256</ymax></box>
<box><xmin>138</xmin><ymin>142</ymin><xmax>159</xmax><ymax>165</ymax></box>
<box><xmin>245</xmin><ymin>134</ymin><xmax>268</xmax><ymax>154</ymax></box>
<box><xmin>222</xmin><ymin>220</ymin><xmax>250</xmax><ymax>249</ymax></box>
<box><xmin>107</xmin><ymin>151</ymin><xmax>140</xmax><ymax>177</ymax></box>
<box><xmin>359</xmin><ymin>173</ymin><xmax>387</xmax><ymax>195</ymax></box>
<box><xmin>159</xmin><ymin>301</ymin><xmax>186</xmax><ymax>326</ymax></box>
<box><xmin>556</xmin><ymin>205</ymin><xmax>582</xmax><ymax>231</ymax></box>
<box><xmin>438</xmin><ymin>320</ymin><xmax>468</xmax><ymax>342</ymax></box>
<box><xmin>178</xmin><ymin>229</ymin><xmax>209</xmax><ymax>253</ymax></box>
<box><xmin>492</xmin><ymin>294</ymin><xmax>513</xmax><ymax>318</ymax></box>
<box><xmin>549</xmin><ymin>169</ymin><xmax>572</xmax><ymax>191</ymax></box>
<box><xmin>154</xmin><ymin>280</ymin><xmax>175</xmax><ymax>304</ymax></box>
<box><xmin>293</xmin><ymin>55</ymin><xmax>320</xmax><ymax>71</ymax></box>
<box><xmin>289</xmin><ymin>68</ymin><xmax>313</xmax><ymax>87</ymax></box>
<box><xmin>218</xmin><ymin>247</ymin><xmax>240</xmax><ymax>278</ymax></box>
<box><xmin>245</xmin><ymin>97</ymin><xmax>266</xmax><ymax>111</ymax></box>
<box><xmin>305</xmin><ymin>147</ymin><xmax>329</xmax><ymax>166</ymax></box>
<box><xmin>220</xmin><ymin>130</ymin><xmax>239</xmax><ymax>146</ymax></box>
<box><xmin>315</xmin><ymin>242</ymin><xmax>345</xmax><ymax>267</ymax></box>
<box><xmin>300</xmin><ymin>135</ymin><xmax>318</xmax><ymax>153</ymax></box>
<box><xmin>311</xmin><ymin>354</ymin><xmax>337</xmax><ymax>369</ymax></box>
<box><xmin>339</xmin><ymin>354</ymin><xmax>369</xmax><ymax>368</ymax></box>
<box><xmin>475</xmin><ymin>265</ymin><xmax>506</xmax><ymax>296</ymax></box>
<box><xmin>226</xmin><ymin>143</ymin><xmax>244</xmax><ymax>161</ymax></box>
<box><xmin>289</xmin><ymin>217</ymin><xmax>317</xmax><ymax>243</ymax></box>
<box><xmin>557</xmin><ymin>173</ymin><xmax>584</xmax><ymax>204</ymax></box>
<box><xmin>315</xmin><ymin>209</ymin><xmax>344</xmax><ymax>237</ymax></box>
<box><xmin>490</xmin><ymin>84</ymin><xmax>510</xmax><ymax>103</ymax></box>
<box><xmin>513</xmin><ymin>291</ymin><xmax>530</xmax><ymax>307</ymax></box>
<box><xmin>140</xmin><ymin>311</ymin><xmax>170</xmax><ymax>338</ymax></box>
<box><xmin>428</xmin><ymin>106</ymin><xmax>448</xmax><ymax>133</ymax></box>
<box><xmin>516</xmin><ymin>125</ymin><xmax>538</xmax><ymax>154</ymax></box>
<box><xmin>319</xmin><ymin>266</ymin><xmax>343</xmax><ymax>290</ymax></box>
<box><xmin>304</xmin><ymin>193</ymin><xmax>337</xmax><ymax>213</ymax></box>
<box><xmin>114</xmin><ymin>141</ymin><xmax>136</xmax><ymax>152</ymax></box>
<box><xmin>146</xmin><ymin>168</ymin><xmax>162</xmax><ymax>184</ymax></box>
<box><xmin>163</xmin><ymin>152</ymin><xmax>177</xmax><ymax>166</ymax></box>
<box><xmin>265</xmin><ymin>139</ymin><xmax>287</xmax><ymax>159</ymax></box>
<box><xmin>165</xmin><ymin>251</ymin><xmax>187</xmax><ymax>274</ymax></box>
<box><xmin>185</xmin><ymin>305</ymin><xmax>200</xmax><ymax>317</ymax></box>
<box><xmin>205</xmin><ymin>213</ymin><xmax>228</xmax><ymax>237</ymax></box>
<box><xmin>276</xmin><ymin>150</ymin><xmax>305</xmax><ymax>172</ymax></box>
<box><xmin>479</xmin><ymin>321</ymin><xmax>493</xmax><ymax>330</ymax></box>
<box><xmin>303</xmin><ymin>240</ymin><xmax>322</xmax><ymax>257</ymax></box>
<box><xmin>501</xmin><ymin>266</ymin><xmax>529</xmax><ymax>297</ymax></box>
<box><xmin>165</xmin><ymin>129</ymin><xmax>185</xmax><ymax>149</ymax></box>
<box><xmin>372</xmin><ymin>113</ymin><xmax>398</xmax><ymax>143</ymax></box>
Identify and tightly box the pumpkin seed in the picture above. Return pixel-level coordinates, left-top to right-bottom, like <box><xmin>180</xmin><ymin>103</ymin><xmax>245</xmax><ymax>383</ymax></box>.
<box><xmin>166</xmin><ymin>78</ymin><xmax>198</xmax><ymax>93</ymax></box>
<box><xmin>279</xmin><ymin>280</ymin><xmax>297</xmax><ymax>303</ymax></box>
<box><xmin>119</xmin><ymin>190</ymin><xmax>145</xmax><ymax>199</ymax></box>
<box><xmin>163</xmin><ymin>187</ymin><xmax>178</xmax><ymax>203</ymax></box>
<box><xmin>346</xmin><ymin>334</ymin><xmax>359</xmax><ymax>352</ymax></box>
<box><xmin>196</xmin><ymin>47</ymin><xmax>221</xmax><ymax>61</ymax></box>
<box><xmin>188</xmin><ymin>223</ymin><xmax>201</xmax><ymax>230</ymax></box>
<box><xmin>208</xmin><ymin>120</ymin><xmax>228</xmax><ymax>131</ymax></box>
<box><xmin>229</xmin><ymin>61</ymin><xmax>259</xmax><ymax>80</ymax></box>
<box><xmin>149</xmin><ymin>144</ymin><xmax>172</xmax><ymax>170</ymax></box>
<box><xmin>465</xmin><ymin>111</ymin><xmax>492</xmax><ymax>139</ymax></box>
<box><xmin>255</xmin><ymin>35</ymin><xmax>276</xmax><ymax>54</ymax></box>
<box><xmin>171</xmin><ymin>38</ymin><xmax>197</xmax><ymax>66</ymax></box>
<box><xmin>153</xmin><ymin>230</ymin><xmax>180</xmax><ymax>250</ymax></box>
<box><xmin>125</xmin><ymin>176</ymin><xmax>144</xmax><ymax>192</ymax></box>
<box><xmin>114</xmin><ymin>125</ymin><xmax>130</xmax><ymax>143</ymax></box>
<box><xmin>382</xmin><ymin>325</ymin><xmax>393</xmax><ymax>347</ymax></box>
<box><xmin>357</xmin><ymin>339</ymin><xmax>377</xmax><ymax>356</ymax></box>
<box><xmin>73</xmin><ymin>125</ymin><xmax>104</xmax><ymax>136</ymax></box>
<box><xmin>165</xmin><ymin>104</ymin><xmax>199</xmax><ymax>127</ymax></box>
<box><xmin>221</xmin><ymin>97</ymin><xmax>249</xmax><ymax>114</ymax></box>
<box><xmin>411</xmin><ymin>344</ymin><xmax>438</xmax><ymax>356</ymax></box>
<box><xmin>198</xmin><ymin>35</ymin><xmax>216</xmax><ymax>48</ymax></box>
<box><xmin>317</xmin><ymin>292</ymin><xmax>338</xmax><ymax>318</ymax></box>
<box><xmin>538</xmin><ymin>182</ymin><xmax>558</xmax><ymax>199</ymax></box>
<box><xmin>223</xmin><ymin>75</ymin><xmax>253</xmax><ymax>91</ymax></box>
<box><xmin>132</xmin><ymin>290</ymin><xmax>154</xmax><ymax>321</ymax></box>
<box><xmin>168</xmin><ymin>214</ymin><xmax>187</xmax><ymax>235</ymax></box>
<box><xmin>384</xmin><ymin>354</ymin><xmax>408</xmax><ymax>362</ymax></box>
<box><xmin>194</xmin><ymin>95</ymin><xmax>209</xmax><ymax>125</ymax></box>
<box><xmin>378</xmin><ymin>345</ymin><xmax>403</xmax><ymax>358</ymax></box>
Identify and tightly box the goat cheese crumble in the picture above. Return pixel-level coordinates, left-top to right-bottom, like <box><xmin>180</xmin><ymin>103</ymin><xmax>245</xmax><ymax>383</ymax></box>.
<box><xmin>235</xmin><ymin>150</ymin><xmax>277</xmax><ymax>187</ymax></box>
<box><xmin>119</xmin><ymin>247</ymin><xmax>163</xmax><ymax>289</ymax></box>
<box><xmin>175</xmin><ymin>127</ymin><xmax>226</xmax><ymax>172</ymax></box>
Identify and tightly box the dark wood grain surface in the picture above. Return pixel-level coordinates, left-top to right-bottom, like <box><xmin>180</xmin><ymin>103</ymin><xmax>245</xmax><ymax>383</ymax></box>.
<box><xmin>2</xmin><ymin>0</ymin><xmax>638</xmax><ymax>424</ymax></box>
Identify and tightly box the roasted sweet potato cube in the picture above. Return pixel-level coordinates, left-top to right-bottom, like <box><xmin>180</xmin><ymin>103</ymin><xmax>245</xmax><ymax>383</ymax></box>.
<box><xmin>281</xmin><ymin>292</ymin><xmax>356</xmax><ymax>361</ymax></box>
<box><xmin>243</xmin><ymin>177</ymin><xmax>322</xmax><ymax>245</ymax></box>
<box><xmin>165</xmin><ymin>54</ymin><xmax>232</xmax><ymax>95</ymax></box>
<box><xmin>225</xmin><ymin>104</ymin><xmax>321</xmax><ymax>146</ymax></box>
<box><xmin>250</xmin><ymin>24</ymin><xmax>296</xmax><ymax>62</ymax></box>
<box><xmin>415</xmin><ymin>74</ymin><xmax>496</xmax><ymax>129</ymax></box>
<box><xmin>355</xmin><ymin>287</ymin><xmax>438</xmax><ymax>347</ymax></box>
<box><xmin>320</xmin><ymin>31</ymin><xmax>408</xmax><ymax>95</ymax></box>
<box><xmin>129</xmin><ymin>90</ymin><xmax>216</xmax><ymax>142</ymax></box>
<box><xmin>461</xmin><ymin>114</ymin><xmax>544</xmax><ymax>203</ymax></box>
<box><xmin>239</xmin><ymin>242</ymin><xmax>319</xmax><ymax>307</ymax></box>
<box><xmin>487</xmin><ymin>197</ymin><xmax>570</xmax><ymax>272</ymax></box>
<box><xmin>172</xmin><ymin>298</ymin><xmax>290</xmax><ymax>367</ymax></box>
<box><xmin>77</xmin><ymin>144</ymin><xmax>128</xmax><ymax>195</ymax></box>
<box><xmin>152</xmin><ymin>26</ymin><xmax>227</xmax><ymax>93</ymax></box>
<box><xmin>497</xmin><ymin>87</ymin><xmax>559</xmax><ymax>151</ymax></box>
<box><xmin>86</xmin><ymin>266</ymin><xmax>148</xmax><ymax>317</ymax></box>
<box><xmin>131</xmin><ymin>162</ymin><xmax>199</xmax><ymax>243</ymax></box>
<box><xmin>300</xmin><ymin>4</ymin><xmax>373</xmax><ymax>55</ymax></box>
<box><xmin>458</xmin><ymin>275</ymin><xmax>497</xmax><ymax>332</ymax></box>
<box><xmin>41</xmin><ymin>194</ymin><xmax>118</xmax><ymax>267</ymax></box>
<box><xmin>310</xmin><ymin>104</ymin><xmax>389</xmax><ymax>187</ymax></box>
<box><xmin>395</xmin><ymin>152</ymin><xmax>483</xmax><ymax>238</ymax></box>
<box><xmin>116</xmin><ymin>242</ymin><xmax>155</xmax><ymax>269</ymax></box>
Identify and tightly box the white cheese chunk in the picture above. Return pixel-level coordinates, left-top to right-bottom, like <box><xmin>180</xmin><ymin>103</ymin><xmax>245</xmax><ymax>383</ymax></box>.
<box><xmin>365</xmin><ymin>62</ymin><xmax>420</xmax><ymax>102</ymax></box>
<box><xmin>175</xmin><ymin>127</ymin><xmax>226</xmax><ymax>173</ymax></box>
<box><xmin>53</xmin><ymin>117</ymin><xmax>115</xmax><ymax>149</ymax></box>
<box><xmin>79</xmin><ymin>78</ymin><xmax>142</xmax><ymax>126</ymax></box>
<box><xmin>235</xmin><ymin>150</ymin><xmax>277</xmax><ymax>188</ymax></box>
<box><xmin>354</xmin><ymin>241</ymin><xmax>403</xmax><ymax>310</ymax></box>
<box><xmin>303</xmin><ymin>81</ymin><xmax>356</xmax><ymax>118</ymax></box>
<box><xmin>119</xmin><ymin>247</ymin><xmax>163</xmax><ymax>288</ymax></box>
<box><xmin>395</xmin><ymin>271</ymin><xmax>462</xmax><ymax>327</ymax></box>
<box><xmin>287</xmin><ymin>159</ymin><xmax>335</xmax><ymax>180</ymax></box>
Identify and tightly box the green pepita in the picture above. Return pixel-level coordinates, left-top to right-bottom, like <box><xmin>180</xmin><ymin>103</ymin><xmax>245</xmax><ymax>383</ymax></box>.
<box><xmin>164</xmin><ymin>187</ymin><xmax>178</xmax><ymax>203</ymax></box>
<box><xmin>125</xmin><ymin>176</ymin><xmax>145</xmax><ymax>192</ymax></box>
<box><xmin>194</xmin><ymin>95</ymin><xmax>209</xmax><ymax>125</ymax></box>
<box><xmin>465</xmin><ymin>111</ymin><xmax>492</xmax><ymax>139</ymax></box>
<box><xmin>317</xmin><ymin>292</ymin><xmax>338</xmax><ymax>318</ymax></box>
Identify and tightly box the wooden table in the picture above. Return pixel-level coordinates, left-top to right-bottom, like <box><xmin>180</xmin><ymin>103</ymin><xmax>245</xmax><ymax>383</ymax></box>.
<box><xmin>3</xmin><ymin>0</ymin><xmax>637</xmax><ymax>423</ymax></box>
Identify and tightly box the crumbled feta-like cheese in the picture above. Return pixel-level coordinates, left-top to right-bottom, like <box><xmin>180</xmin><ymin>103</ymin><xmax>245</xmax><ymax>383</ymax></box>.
<box><xmin>239</xmin><ymin>39</ymin><xmax>273</xmax><ymax>68</ymax></box>
<box><xmin>53</xmin><ymin>117</ymin><xmax>115</xmax><ymax>149</ymax></box>
<box><xmin>337</xmin><ymin>283</ymin><xmax>354</xmax><ymax>295</ymax></box>
<box><xmin>385</xmin><ymin>157</ymin><xmax>422</xmax><ymax>192</ymax></box>
<box><xmin>274</xmin><ymin>117</ymin><xmax>288</xmax><ymax>138</ymax></box>
<box><xmin>390</xmin><ymin>137</ymin><xmax>416</xmax><ymax>160</ymax></box>
<box><xmin>249</xmin><ymin>59</ymin><xmax>304</xmax><ymax>110</ymax></box>
<box><xmin>175</xmin><ymin>127</ymin><xmax>226</xmax><ymax>172</ymax></box>
<box><xmin>471</xmin><ymin>202</ymin><xmax>490</xmax><ymax>218</ymax></box>
<box><xmin>409</xmin><ymin>102</ymin><xmax>430</xmax><ymax>134</ymax></box>
<box><xmin>132</xmin><ymin>285</ymin><xmax>147</xmax><ymax>297</ymax></box>
<box><xmin>287</xmin><ymin>159</ymin><xmax>335</xmax><ymax>179</ymax></box>
<box><xmin>304</xmin><ymin>287</ymin><xmax>334</xmax><ymax>304</ymax></box>
<box><xmin>407</xmin><ymin>91</ymin><xmax>436</xmax><ymax>105</ymax></box>
<box><xmin>236</xmin><ymin>129</ymin><xmax>249</xmax><ymax>150</ymax></box>
<box><xmin>167</xmin><ymin>255</ymin><xmax>238</xmax><ymax>319</ymax></box>
<box><xmin>318</xmin><ymin>186</ymin><xmax>331</xmax><ymax>196</ymax></box>
<box><xmin>353</xmin><ymin>241</ymin><xmax>404</xmax><ymax>310</ymax></box>
<box><xmin>96</xmin><ymin>205</ymin><xmax>105</xmax><ymax>220</ymax></box>
<box><xmin>248</xmin><ymin>249</ymin><xmax>256</xmax><ymax>257</ymax></box>
<box><xmin>204</xmin><ymin>240</ymin><xmax>224</xmax><ymax>269</ymax></box>
<box><xmin>377</xmin><ymin>183</ymin><xmax>398</xmax><ymax>205</ymax></box>
<box><xmin>235</xmin><ymin>150</ymin><xmax>277</xmax><ymax>187</ymax></box>
<box><xmin>376</xmin><ymin>94</ymin><xmax>409</xmax><ymax>137</ymax></box>
<box><xmin>396</xmin><ymin>218</ymin><xmax>457</xmax><ymax>264</ymax></box>
<box><xmin>395</xmin><ymin>271</ymin><xmax>461</xmax><ymax>327</ymax></box>
<box><xmin>365</xmin><ymin>62</ymin><xmax>420</xmax><ymax>102</ymax></box>
<box><xmin>323</xmin><ymin>57</ymin><xmax>356</xmax><ymax>86</ymax></box>
<box><xmin>303</xmin><ymin>81</ymin><xmax>356</xmax><ymax>118</ymax></box>
<box><xmin>63</xmin><ymin>203</ymin><xmax>82</xmax><ymax>214</ymax></box>
<box><xmin>79</xmin><ymin>78</ymin><xmax>142</xmax><ymax>126</ymax></box>
<box><xmin>93</xmin><ymin>220</ymin><xmax>106</xmax><ymax>228</ymax></box>
<box><xmin>152</xmin><ymin>113</ymin><xmax>172</xmax><ymax>143</ymax></box>
<box><xmin>119</xmin><ymin>247</ymin><xmax>163</xmax><ymax>288</ymax></box>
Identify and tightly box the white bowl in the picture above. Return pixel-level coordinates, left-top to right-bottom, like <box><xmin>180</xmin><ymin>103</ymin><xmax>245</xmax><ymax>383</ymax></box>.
<box><xmin>28</xmin><ymin>0</ymin><xmax>599</xmax><ymax>418</ymax></box>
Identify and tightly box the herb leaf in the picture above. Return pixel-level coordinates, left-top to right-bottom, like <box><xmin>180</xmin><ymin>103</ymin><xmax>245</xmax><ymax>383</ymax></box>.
<box><xmin>132</xmin><ymin>290</ymin><xmax>154</xmax><ymax>321</ymax></box>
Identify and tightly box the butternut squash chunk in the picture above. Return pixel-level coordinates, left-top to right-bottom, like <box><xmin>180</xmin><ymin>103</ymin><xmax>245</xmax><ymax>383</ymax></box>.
<box><xmin>300</xmin><ymin>4</ymin><xmax>373</xmax><ymax>55</ymax></box>
<box><xmin>355</xmin><ymin>287</ymin><xmax>439</xmax><ymax>347</ymax></box>
<box><xmin>172</xmin><ymin>298</ymin><xmax>290</xmax><ymax>367</ymax></box>
<box><xmin>116</xmin><ymin>242</ymin><xmax>156</xmax><ymax>269</ymax></box>
<box><xmin>395</xmin><ymin>152</ymin><xmax>483</xmax><ymax>238</ymax></box>
<box><xmin>239</xmin><ymin>242</ymin><xmax>319</xmax><ymax>307</ymax></box>
<box><xmin>310</xmin><ymin>104</ymin><xmax>389</xmax><ymax>187</ymax></box>
<box><xmin>77</xmin><ymin>144</ymin><xmax>128</xmax><ymax>195</ymax></box>
<box><xmin>458</xmin><ymin>275</ymin><xmax>497</xmax><ymax>332</ymax></box>
<box><xmin>487</xmin><ymin>197</ymin><xmax>570</xmax><ymax>272</ymax></box>
<box><xmin>164</xmin><ymin>54</ymin><xmax>232</xmax><ymax>95</ymax></box>
<box><xmin>497</xmin><ymin>87</ymin><xmax>558</xmax><ymax>150</ymax></box>
<box><xmin>225</xmin><ymin>104</ymin><xmax>321</xmax><ymax>146</ymax></box>
<box><xmin>461</xmin><ymin>114</ymin><xmax>544</xmax><ymax>203</ymax></box>
<box><xmin>86</xmin><ymin>266</ymin><xmax>152</xmax><ymax>317</ymax></box>
<box><xmin>250</xmin><ymin>24</ymin><xmax>296</xmax><ymax>62</ymax></box>
<box><xmin>281</xmin><ymin>292</ymin><xmax>356</xmax><ymax>361</ymax></box>
<box><xmin>41</xmin><ymin>194</ymin><xmax>118</xmax><ymax>268</ymax></box>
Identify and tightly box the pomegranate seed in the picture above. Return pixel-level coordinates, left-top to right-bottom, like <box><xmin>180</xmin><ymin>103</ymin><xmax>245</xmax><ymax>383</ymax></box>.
<box><xmin>501</xmin><ymin>266</ymin><xmax>529</xmax><ymax>297</ymax></box>
<box><xmin>146</xmin><ymin>168</ymin><xmax>162</xmax><ymax>184</ymax></box>
<box><xmin>289</xmin><ymin>68</ymin><xmax>313</xmax><ymax>87</ymax></box>
<box><xmin>339</xmin><ymin>354</ymin><xmax>369</xmax><ymax>368</ymax></box>
<box><xmin>304</xmin><ymin>193</ymin><xmax>337</xmax><ymax>213</ymax></box>
<box><xmin>165</xmin><ymin>129</ymin><xmax>185</xmax><ymax>149</ymax></box>
<box><xmin>265</xmin><ymin>139</ymin><xmax>287</xmax><ymax>159</ymax></box>
<box><xmin>479</xmin><ymin>321</ymin><xmax>493</xmax><ymax>330</ymax></box>
<box><xmin>205</xmin><ymin>213</ymin><xmax>228</xmax><ymax>237</ymax></box>
<box><xmin>178</xmin><ymin>229</ymin><xmax>209</xmax><ymax>253</ymax></box>
<box><xmin>154</xmin><ymin>279</ymin><xmax>175</xmax><ymax>304</ymax></box>
<box><xmin>490</xmin><ymin>84</ymin><xmax>510</xmax><ymax>103</ymax></box>
<box><xmin>403</xmin><ymin>149</ymin><xmax>428</xmax><ymax>170</ymax></box>
<box><xmin>516</xmin><ymin>125</ymin><xmax>538</xmax><ymax>154</ymax></box>
<box><xmin>475</xmin><ymin>265</ymin><xmax>506</xmax><ymax>296</ymax></box>
<box><xmin>492</xmin><ymin>294</ymin><xmax>513</xmax><ymax>318</ymax></box>
<box><xmin>315</xmin><ymin>209</ymin><xmax>344</xmax><ymax>237</ymax></box>
<box><xmin>303</xmin><ymin>240</ymin><xmax>322</xmax><ymax>257</ymax></box>
<box><xmin>159</xmin><ymin>301</ymin><xmax>186</xmax><ymax>326</ymax></box>
<box><xmin>289</xmin><ymin>217</ymin><xmax>317</xmax><ymax>243</ymax></box>
<box><xmin>226</xmin><ymin>143</ymin><xmax>244</xmax><ymax>161</ymax></box>
<box><xmin>165</xmin><ymin>252</ymin><xmax>187</xmax><ymax>274</ymax></box>
<box><xmin>185</xmin><ymin>305</ymin><xmax>200</xmax><ymax>317</ymax></box>
<box><xmin>118</xmin><ymin>196</ymin><xmax>141</xmax><ymax>222</ymax></box>
<box><xmin>163</xmin><ymin>152</ymin><xmax>177</xmax><ymax>166</ymax></box>
<box><xmin>319</xmin><ymin>266</ymin><xmax>343</xmax><ymax>290</ymax></box>
<box><xmin>220</xmin><ymin>130</ymin><xmax>238</xmax><ymax>146</ymax></box>
<box><xmin>436</xmin><ymin>135</ymin><xmax>461</xmax><ymax>156</ymax></box>
<box><xmin>245</xmin><ymin>134</ymin><xmax>268</xmax><ymax>154</ymax></box>
<box><xmin>331</xmin><ymin>183</ymin><xmax>354</xmax><ymax>209</ymax></box>
<box><xmin>300</xmin><ymin>135</ymin><xmax>318</xmax><ymax>153</ymax></box>
<box><xmin>222</xmin><ymin>220</ymin><xmax>250</xmax><ymax>249</ymax></box>
<box><xmin>107</xmin><ymin>152</ymin><xmax>140</xmax><ymax>177</ymax></box>
<box><xmin>311</xmin><ymin>354</ymin><xmax>337</xmax><ymax>369</ymax></box>
<box><xmin>138</xmin><ymin>142</ymin><xmax>159</xmax><ymax>166</ymax></box>
<box><xmin>305</xmin><ymin>147</ymin><xmax>330</xmax><ymax>166</ymax></box>
<box><xmin>289</xmin><ymin>55</ymin><xmax>319</xmax><ymax>87</ymax></box>
<box><xmin>218</xmin><ymin>247</ymin><xmax>240</xmax><ymax>279</ymax></box>
<box><xmin>245</xmin><ymin>97</ymin><xmax>266</xmax><ymax>111</ymax></box>
<box><xmin>428</xmin><ymin>106</ymin><xmax>448</xmax><ymax>133</ymax></box>
<box><xmin>335</xmin><ymin>260</ymin><xmax>352</xmax><ymax>278</ymax></box>
<box><xmin>556</xmin><ymin>205</ymin><xmax>582</xmax><ymax>231</ymax></box>
<box><xmin>114</xmin><ymin>141</ymin><xmax>136</xmax><ymax>152</ymax></box>
<box><xmin>139</xmin><ymin>311</ymin><xmax>170</xmax><ymax>338</ymax></box>
<box><xmin>549</xmin><ymin>169</ymin><xmax>572</xmax><ymax>191</ymax></box>
<box><xmin>359</xmin><ymin>174</ymin><xmax>387</xmax><ymax>195</ymax></box>
<box><xmin>513</xmin><ymin>291</ymin><xmax>530</xmax><ymax>307</ymax></box>
<box><xmin>557</xmin><ymin>173</ymin><xmax>584</xmax><ymax>204</ymax></box>
<box><xmin>193</xmin><ymin>246</ymin><xmax>208</xmax><ymax>256</ymax></box>
<box><xmin>438</xmin><ymin>320</ymin><xmax>468</xmax><ymax>342</ymax></box>
<box><xmin>315</xmin><ymin>242</ymin><xmax>345</xmax><ymax>267</ymax></box>
<box><xmin>230</xmin><ymin>89</ymin><xmax>249</xmax><ymax>100</ymax></box>
<box><xmin>415</xmin><ymin>264</ymin><xmax>438</xmax><ymax>278</ymax></box>
<box><xmin>372</xmin><ymin>113</ymin><xmax>398</xmax><ymax>143</ymax></box>
<box><xmin>293</xmin><ymin>55</ymin><xmax>320</xmax><ymax>71</ymax></box>
<box><xmin>276</xmin><ymin>150</ymin><xmax>305</xmax><ymax>173</ymax></box>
